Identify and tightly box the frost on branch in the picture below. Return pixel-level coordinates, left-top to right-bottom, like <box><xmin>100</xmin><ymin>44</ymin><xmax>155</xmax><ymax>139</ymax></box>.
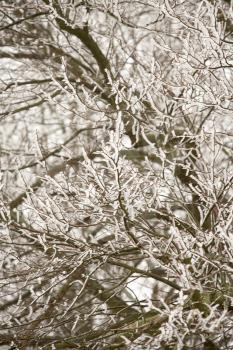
<box><xmin>0</xmin><ymin>0</ymin><xmax>233</xmax><ymax>349</ymax></box>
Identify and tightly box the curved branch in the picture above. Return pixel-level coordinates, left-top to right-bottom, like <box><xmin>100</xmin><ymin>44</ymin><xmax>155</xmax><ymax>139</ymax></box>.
<box><xmin>42</xmin><ymin>0</ymin><xmax>110</xmax><ymax>80</ymax></box>
<box><xmin>0</xmin><ymin>10</ymin><xmax>49</xmax><ymax>31</ymax></box>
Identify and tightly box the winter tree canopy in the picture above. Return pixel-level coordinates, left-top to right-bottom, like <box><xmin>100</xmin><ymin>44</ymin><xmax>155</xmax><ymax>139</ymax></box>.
<box><xmin>0</xmin><ymin>0</ymin><xmax>233</xmax><ymax>349</ymax></box>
